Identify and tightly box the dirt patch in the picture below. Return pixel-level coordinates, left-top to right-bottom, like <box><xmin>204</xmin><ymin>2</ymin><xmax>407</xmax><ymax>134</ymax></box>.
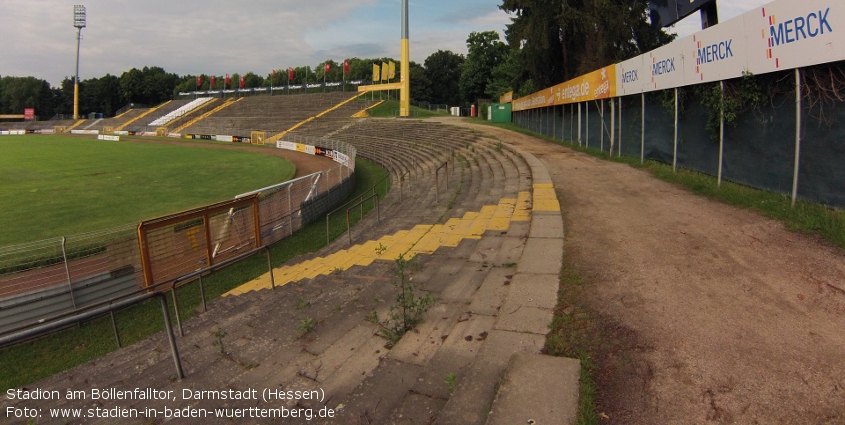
<box><xmin>442</xmin><ymin>118</ymin><xmax>845</xmax><ymax>424</ymax></box>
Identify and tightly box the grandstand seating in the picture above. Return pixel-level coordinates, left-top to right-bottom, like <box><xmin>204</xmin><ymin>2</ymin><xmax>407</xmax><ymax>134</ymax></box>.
<box><xmin>178</xmin><ymin>92</ymin><xmax>375</xmax><ymax>137</ymax></box>
<box><xmin>148</xmin><ymin>97</ymin><xmax>213</xmax><ymax>127</ymax></box>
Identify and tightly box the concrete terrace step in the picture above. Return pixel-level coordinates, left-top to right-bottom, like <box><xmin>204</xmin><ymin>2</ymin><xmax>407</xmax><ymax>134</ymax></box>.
<box><xmin>223</xmin><ymin>196</ymin><xmax>526</xmax><ymax>296</ymax></box>
<box><xmin>485</xmin><ymin>354</ymin><xmax>580</xmax><ymax>425</ymax></box>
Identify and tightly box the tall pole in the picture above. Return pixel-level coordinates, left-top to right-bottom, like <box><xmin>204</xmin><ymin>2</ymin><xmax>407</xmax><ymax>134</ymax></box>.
<box><xmin>74</xmin><ymin>27</ymin><xmax>82</xmax><ymax>119</ymax></box>
<box><xmin>73</xmin><ymin>5</ymin><xmax>86</xmax><ymax>120</ymax></box>
<box><xmin>400</xmin><ymin>0</ymin><xmax>410</xmax><ymax>117</ymax></box>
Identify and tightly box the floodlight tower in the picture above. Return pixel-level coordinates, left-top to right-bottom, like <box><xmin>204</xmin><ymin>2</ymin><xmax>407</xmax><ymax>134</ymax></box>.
<box><xmin>73</xmin><ymin>5</ymin><xmax>86</xmax><ymax>120</ymax></box>
<box><xmin>399</xmin><ymin>0</ymin><xmax>410</xmax><ymax>117</ymax></box>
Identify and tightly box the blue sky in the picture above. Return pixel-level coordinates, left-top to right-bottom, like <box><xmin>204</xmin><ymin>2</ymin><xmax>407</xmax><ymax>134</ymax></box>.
<box><xmin>0</xmin><ymin>0</ymin><xmax>771</xmax><ymax>87</ymax></box>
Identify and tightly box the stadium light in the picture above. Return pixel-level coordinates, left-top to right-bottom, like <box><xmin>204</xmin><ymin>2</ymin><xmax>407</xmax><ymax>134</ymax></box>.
<box><xmin>73</xmin><ymin>5</ymin><xmax>86</xmax><ymax>120</ymax></box>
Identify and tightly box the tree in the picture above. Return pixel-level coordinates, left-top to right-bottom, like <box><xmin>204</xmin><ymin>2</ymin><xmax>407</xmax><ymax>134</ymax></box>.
<box><xmin>500</xmin><ymin>0</ymin><xmax>674</xmax><ymax>88</ymax></box>
<box><xmin>424</xmin><ymin>50</ymin><xmax>464</xmax><ymax>106</ymax></box>
<box><xmin>485</xmin><ymin>50</ymin><xmax>525</xmax><ymax>100</ymax></box>
<box><xmin>409</xmin><ymin>61</ymin><xmax>430</xmax><ymax>103</ymax></box>
<box><xmin>459</xmin><ymin>31</ymin><xmax>509</xmax><ymax>104</ymax></box>
<box><xmin>0</xmin><ymin>76</ymin><xmax>57</xmax><ymax>118</ymax></box>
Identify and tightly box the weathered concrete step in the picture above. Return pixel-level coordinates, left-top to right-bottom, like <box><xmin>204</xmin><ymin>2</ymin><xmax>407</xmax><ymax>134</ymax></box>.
<box><xmin>485</xmin><ymin>354</ymin><xmax>580</xmax><ymax>425</ymax></box>
<box><xmin>434</xmin><ymin>329</ymin><xmax>546</xmax><ymax>425</ymax></box>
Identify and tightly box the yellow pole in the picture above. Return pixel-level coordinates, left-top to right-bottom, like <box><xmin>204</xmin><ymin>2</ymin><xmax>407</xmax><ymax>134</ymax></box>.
<box><xmin>400</xmin><ymin>0</ymin><xmax>410</xmax><ymax>117</ymax></box>
<box><xmin>73</xmin><ymin>83</ymin><xmax>79</xmax><ymax>120</ymax></box>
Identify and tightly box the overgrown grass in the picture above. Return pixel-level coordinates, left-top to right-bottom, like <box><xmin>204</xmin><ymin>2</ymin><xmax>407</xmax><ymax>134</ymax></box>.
<box><xmin>367</xmin><ymin>99</ymin><xmax>449</xmax><ymax>119</ymax></box>
<box><xmin>0</xmin><ymin>135</ymin><xmax>295</xmax><ymax>245</ymax></box>
<box><xmin>468</xmin><ymin>118</ymin><xmax>845</xmax><ymax>250</ymax></box>
<box><xmin>545</xmin><ymin>254</ymin><xmax>601</xmax><ymax>425</ymax></box>
<box><xmin>0</xmin><ymin>158</ymin><xmax>388</xmax><ymax>391</ymax></box>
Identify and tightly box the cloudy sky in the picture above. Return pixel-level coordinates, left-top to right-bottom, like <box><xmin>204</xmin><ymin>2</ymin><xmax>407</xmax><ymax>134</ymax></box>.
<box><xmin>0</xmin><ymin>0</ymin><xmax>772</xmax><ymax>87</ymax></box>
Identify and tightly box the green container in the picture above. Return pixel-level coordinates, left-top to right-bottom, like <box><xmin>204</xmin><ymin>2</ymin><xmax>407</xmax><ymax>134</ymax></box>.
<box><xmin>490</xmin><ymin>103</ymin><xmax>512</xmax><ymax>123</ymax></box>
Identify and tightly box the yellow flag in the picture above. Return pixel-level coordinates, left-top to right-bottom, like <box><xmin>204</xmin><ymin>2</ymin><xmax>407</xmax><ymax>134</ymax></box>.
<box><xmin>388</xmin><ymin>61</ymin><xmax>396</xmax><ymax>79</ymax></box>
<box><xmin>382</xmin><ymin>63</ymin><xmax>389</xmax><ymax>81</ymax></box>
<box><xmin>373</xmin><ymin>64</ymin><xmax>380</xmax><ymax>82</ymax></box>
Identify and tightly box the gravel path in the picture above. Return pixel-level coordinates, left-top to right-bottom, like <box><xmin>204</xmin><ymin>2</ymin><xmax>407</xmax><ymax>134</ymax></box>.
<box><xmin>444</xmin><ymin>118</ymin><xmax>845</xmax><ymax>424</ymax></box>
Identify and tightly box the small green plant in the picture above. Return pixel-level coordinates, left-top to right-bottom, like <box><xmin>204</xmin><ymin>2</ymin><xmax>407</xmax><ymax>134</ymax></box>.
<box><xmin>366</xmin><ymin>310</ymin><xmax>379</xmax><ymax>324</ymax></box>
<box><xmin>495</xmin><ymin>141</ymin><xmax>503</xmax><ymax>152</ymax></box>
<box><xmin>297</xmin><ymin>318</ymin><xmax>316</xmax><ymax>335</ymax></box>
<box><xmin>377</xmin><ymin>254</ymin><xmax>433</xmax><ymax>348</ymax></box>
<box><xmin>372</xmin><ymin>295</ymin><xmax>381</xmax><ymax>305</ymax></box>
<box><xmin>211</xmin><ymin>327</ymin><xmax>228</xmax><ymax>356</ymax></box>
<box><xmin>296</xmin><ymin>297</ymin><xmax>311</xmax><ymax>310</ymax></box>
<box><xmin>331</xmin><ymin>267</ymin><xmax>343</xmax><ymax>275</ymax></box>
<box><xmin>333</xmin><ymin>305</ymin><xmax>343</xmax><ymax>312</ymax></box>
<box><xmin>375</xmin><ymin>242</ymin><xmax>388</xmax><ymax>256</ymax></box>
<box><xmin>502</xmin><ymin>262</ymin><xmax>517</xmax><ymax>268</ymax></box>
<box><xmin>445</xmin><ymin>373</ymin><xmax>458</xmax><ymax>395</ymax></box>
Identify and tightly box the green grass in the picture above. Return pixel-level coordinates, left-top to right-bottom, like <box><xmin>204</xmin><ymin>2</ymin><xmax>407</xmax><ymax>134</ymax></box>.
<box><xmin>0</xmin><ymin>135</ymin><xmax>296</xmax><ymax>245</ymax></box>
<box><xmin>0</xmin><ymin>157</ymin><xmax>388</xmax><ymax>391</ymax></box>
<box><xmin>469</xmin><ymin>118</ymin><xmax>845</xmax><ymax>250</ymax></box>
<box><xmin>367</xmin><ymin>99</ymin><xmax>449</xmax><ymax>118</ymax></box>
<box><xmin>545</xmin><ymin>255</ymin><xmax>601</xmax><ymax>425</ymax></box>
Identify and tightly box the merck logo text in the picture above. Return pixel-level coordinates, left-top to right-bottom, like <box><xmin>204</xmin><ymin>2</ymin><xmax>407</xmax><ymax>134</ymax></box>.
<box><xmin>621</xmin><ymin>70</ymin><xmax>638</xmax><ymax>84</ymax></box>
<box><xmin>652</xmin><ymin>58</ymin><xmax>675</xmax><ymax>76</ymax></box>
<box><xmin>697</xmin><ymin>40</ymin><xmax>733</xmax><ymax>64</ymax></box>
<box><xmin>769</xmin><ymin>8</ymin><xmax>833</xmax><ymax>47</ymax></box>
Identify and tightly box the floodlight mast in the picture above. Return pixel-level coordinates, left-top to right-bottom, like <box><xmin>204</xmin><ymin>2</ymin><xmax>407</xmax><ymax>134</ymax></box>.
<box><xmin>399</xmin><ymin>0</ymin><xmax>410</xmax><ymax>117</ymax></box>
<box><xmin>73</xmin><ymin>5</ymin><xmax>86</xmax><ymax>120</ymax></box>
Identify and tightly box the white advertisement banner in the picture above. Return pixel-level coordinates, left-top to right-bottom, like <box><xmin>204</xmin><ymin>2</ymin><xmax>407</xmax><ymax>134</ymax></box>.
<box><xmin>683</xmin><ymin>15</ymin><xmax>750</xmax><ymax>84</ymax></box>
<box><xmin>645</xmin><ymin>40</ymin><xmax>686</xmax><ymax>92</ymax></box>
<box><xmin>305</xmin><ymin>145</ymin><xmax>316</xmax><ymax>155</ymax></box>
<box><xmin>276</xmin><ymin>141</ymin><xmax>296</xmax><ymax>151</ymax></box>
<box><xmin>214</xmin><ymin>135</ymin><xmax>234</xmax><ymax>142</ymax></box>
<box><xmin>522</xmin><ymin>0</ymin><xmax>845</xmax><ymax>106</ymax></box>
<box><xmin>97</xmin><ymin>135</ymin><xmax>120</xmax><ymax>141</ymax></box>
<box><xmin>70</xmin><ymin>130</ymin><xmax>99</xmax><ymax>135</ymax></box>
<box><xmin>744</xmin><ymin>0</ymin><xmax>843</xmax><ymax>74</ymax></box>
<box><xmin>617</xmin><ymin>56</ymin><xmax>646</xmax><ymax>96</ymax></box>
<box><xmin>335</xmin><ymin>152</ymin><xmax>349</xmax><ymax>167</ymax></box>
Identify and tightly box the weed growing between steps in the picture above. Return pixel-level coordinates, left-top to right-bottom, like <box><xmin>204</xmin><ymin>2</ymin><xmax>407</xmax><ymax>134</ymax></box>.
<box><xmin>468</xmin><ymin>119</ymin><xmax>845</xmax><ymax>252</ymax></box>
<box><xmin>371</xmin><ymin>254</ymin><xmax>433</xmax><ymax>348</ymax></box>
<box><xmin>0</xmin><ymin>159</ymin><xmax>389</xmax><ymax>391</ymax></box>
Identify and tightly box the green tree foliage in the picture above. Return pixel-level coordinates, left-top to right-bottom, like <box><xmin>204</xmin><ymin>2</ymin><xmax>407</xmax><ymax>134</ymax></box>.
<box><xmin>119</xmin><ymin>66</ymin><xmax>179</xmax><ymax>105</ymax></box>
<box><xmin>0</xmin><ymin>76</ymin><xmax>56</xmax><ymax>118</ymax></box>
<box><xmin>424</xmin><ymin>50</ymin><xmax>465</xmax><ymax>106</ymax></box>
<box><xmin>78</xmin><ymin>74</ymin><xmax>125</xmax><ymax>116</ymax></box>
<box><xmin>485</xmin><ymin>50</ymin><xmax>525</xmax><ymax>100</ymax></box>
<box><xmin>460</xmin><ymin>31</ymin><xmax>509</xmax><ymax>103</ymax></box>
<box><xmin>409</xmin><ymin>61</ymin><xmax>431</xmax><ymax>103</ymax></box>
<box><xmin>500</xmin><ymin>0</ymin><xmax>674</xmax><ymax>88</ymax></box>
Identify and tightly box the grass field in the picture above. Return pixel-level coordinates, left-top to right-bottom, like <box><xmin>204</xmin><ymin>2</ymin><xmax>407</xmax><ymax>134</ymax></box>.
<box><xmin>0</xmin><ymin>157</ymin><xmax>389</xmax><ymax>391</ymax></box>
<box><xmin>0</xmin><ymin>135</ymin><xmax>296</xmax><ymax>246</ymax></box>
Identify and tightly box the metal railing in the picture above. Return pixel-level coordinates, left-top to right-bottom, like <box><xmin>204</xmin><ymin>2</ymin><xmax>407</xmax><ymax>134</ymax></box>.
<box><xmin>346</xmin><ymin>194</ymin><xmax>380</xmax><ymax>246</ymax></box>
<box><xmin>435</xmin><ymin>162</ymin><xmax>449</xmax><ymax>203</ymax></box>
<box><xmin>325</xmin><ymin>173</ymin><xmax>390</xmax><ymax>244</ymax></box>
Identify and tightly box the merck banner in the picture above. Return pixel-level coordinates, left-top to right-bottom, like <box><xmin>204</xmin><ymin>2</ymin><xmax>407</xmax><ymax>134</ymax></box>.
<box><xmin>513</xmin><ymin>0</ymin><xmax>843</xmax><ymax>111</ymax></box>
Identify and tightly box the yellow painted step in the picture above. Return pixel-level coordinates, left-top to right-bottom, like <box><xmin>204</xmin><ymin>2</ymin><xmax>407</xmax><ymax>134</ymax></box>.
<box><xmin>533</xmin><ymin>183</ymin><xmax>560</xmax><ymax>212</ymax></box>
<box><xmin>512</xmin><ymin>191</ymin><xmax>532</xmax><ymax>221</ymax></box>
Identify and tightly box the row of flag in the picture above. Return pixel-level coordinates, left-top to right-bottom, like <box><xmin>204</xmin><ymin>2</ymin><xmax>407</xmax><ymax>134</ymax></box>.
<box><xmin>372</xmin><ymin>61</ymin><xmax>396</xmax><ymax>82</ymax></box>
<box><xmin>196</xmin><ymin>61</ymin><xmax>354</xmax><ymax>88</ymax></box>
<box><xmin>197</xmin><ymin>74</ymin><xmax>243</xmax><ymax>88</ymax></box>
